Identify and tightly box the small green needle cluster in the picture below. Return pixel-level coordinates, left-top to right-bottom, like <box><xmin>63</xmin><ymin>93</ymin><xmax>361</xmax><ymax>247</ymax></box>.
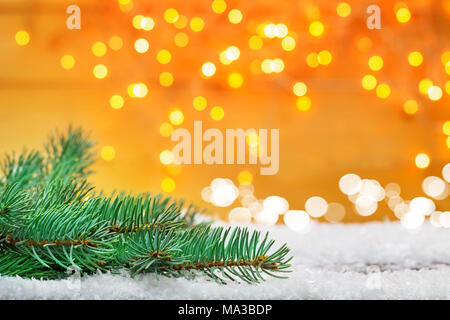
<box><xmin>0</xmin><ymin>127</ymin><xmax>291</xmax><ymax>284</ymax></box>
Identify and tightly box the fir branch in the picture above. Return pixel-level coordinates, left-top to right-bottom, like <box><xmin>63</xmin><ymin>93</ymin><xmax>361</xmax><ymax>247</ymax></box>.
<box><xmin>120</xmin><ymin>226</ymin><xmax>291</xmax><ymax>284</ymax></box>
<box><xmin>44</xmin><ymin>126</ymin><xmax>95</xmax><ymax>181</ymax></box>
<box><xmin>0</xmin><ymin>126</ymin><xmax>292</xmax><ymax>284</ymax></box>
<box><xmin>0</xmin><ymin>150</ymin><xmax>43</xmax><ymax>188</ymax></box>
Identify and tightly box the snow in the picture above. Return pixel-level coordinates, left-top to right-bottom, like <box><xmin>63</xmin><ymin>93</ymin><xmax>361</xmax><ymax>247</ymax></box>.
<box><xmin>1</xmin><ymin>221</ymin><xmax>450</xmax><ymax>300</ymax></box>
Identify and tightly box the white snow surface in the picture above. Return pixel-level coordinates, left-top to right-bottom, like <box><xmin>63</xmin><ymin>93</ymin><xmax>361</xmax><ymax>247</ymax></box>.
<box><xmin>1</xmin><ymin>221</ymin><xmax>450</xmax><ymax>300</ymax></box>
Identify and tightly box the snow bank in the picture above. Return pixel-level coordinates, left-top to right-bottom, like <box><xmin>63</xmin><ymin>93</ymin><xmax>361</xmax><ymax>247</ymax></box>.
<box><xmin>1</xmin><ymin>221</ymin><xmax>450</xmax><ymax>300</ymax></box>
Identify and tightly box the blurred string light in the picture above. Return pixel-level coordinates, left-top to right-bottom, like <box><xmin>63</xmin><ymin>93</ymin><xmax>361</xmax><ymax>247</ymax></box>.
<box><xmin>128</xmin><ymin>83</ymin><xmax>148</xmax><ymax>98</ymax></box>
<box><xmin>92</xmin><ymin>41</ymin><xmax>107</xmax><ymax>57</ymax></box>
<box><xmin>134</xmin><ymin>38</ymin><xmax>149</xmax><ymax>53</ymax></box>
<box><xmin>193</xmin><ymin>96</ymin><xmax>207</xmax><ymax>111</ymax></box>
<box><xmin>159</xmin><ymin>122</ymin><xmax>173</xmax><ymax>137</ymax></box>
<box><xmin>336</xmin><ymin>2</ymin><xmax>352</xmax><ymax>18</ymax></box>
<box><xmin>93</xmin><ymin>64</ymin><xmax>108</xmax><ymax>79</ymax></box>
<box><xmin>157</xmin><ymin>50</ymin><xmax>172</xmax><ymax>64</ymax></box>
<box><xmin>15</xmin><ymin>30</ymin><xmax>30</xmax><ymax>46</ymax></box>
<box><xmin>60</xmin><ymin>54</ymin><xmax>75</xmax><ymax>70</ymax></box>
<box><xmin>228</xmin><ymin>9</ymin><xmax>243</xmax><ymax>24</ymax></box>
<box><xmin>174</xmin><ymin>32</ymin><xmax>189</xmax><ymax>47</ymax></box>
<box><xmin>201</xmin><ymin>62</ymin><xmax>216</xmax><ymax>77</ymax></box>
<box><xmin>161</xmin><ymin>177</ymin><xmax>176</xmax><ymax>192</ymax></box>
<box><xmin>403</xmin><ymin>99</ymin><xmax>418</xmax><ymax>115</ymax></box>
<box><xmin>169</xmin><ymin>109</ymin><xmax>184</xmax><ymax>125</ymax></box>
<box><xmin>336</xmin><ymin>162</ymin><xmax>450</xmax><ymax>230</ymax></box>
<box><xmin>22</xmin><ymin>0</ymin><xmax>445</xmax><ymax>127</ymax></box>
<box><xmin>159</xmin><ymin>72</ymin><xmax>174</xmax><ymax>87</ymax></box>
<box><xmin>210</xmin><ymin>106</ymin><xmax>224</xmax><ymax>120</ymax></box>
<box><xmin>18</xmin><ymin>1</ymin><xmax>447</xmax><ymax>205</ymax></box>
<box><xmin>101</xmin><ymin>146</ymin><xmax>116</xmax><ymax>161</ymax></box>
<box><xmin>415</xmin><ymin>153</ymin><xmax>430</xmax><ymax>169</ymax></box>
<box><xmin>206</xmin><ymin>173</ymin><xmax>345</xmax><ymax>230</ymax></box>
<box><xmin>108</xmin><ymin>36</ymin><xmax>123</xmax><ymax>51</ymax></box>
<box><xmin>110</xmin><ymin>94</ymin><xmax>124</xmax><ymax>109</ymax></box>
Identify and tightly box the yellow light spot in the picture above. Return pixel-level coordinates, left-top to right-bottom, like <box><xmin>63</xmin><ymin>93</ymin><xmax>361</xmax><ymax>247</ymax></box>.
<box><xmin>210</xmin><ymin>106</ymin><xmax>224</xmax><ymax>120</ymax></box>
<box><xmin>212</xmin><ymin>0</ymin><xmax>227</xmax><ymax>13</ymax></box>
<box><xmin>157</xmin><ymin>50</ymin><xmax>171</xmax><ymax>64</ymax></box>
<box><xmin>238</xmin><ymin>171</ymin><xmax>253</xmax><ymax>185</ymax></box>
<box><xmin>396</xmin><ymin>8</ymin><xmax>411</xmax><ymax>23</ymax></box>
<box><xmin>428</xmin><ymin>86</ymin><xmax>443</xmax><ymax>101</ymax></box>
<box><xmin>318</xmin><ymin>50</ymin><xmax>332</xmax><ymax>65</ymax></box>
<box><xmin>224</xmin><ymin>46</ymin><xmax>240</xmax><ymax>61</ymax></box>
<box><xmin>228</xmin><ymin>9</ymin><xmax>243</xmax><ymax>24</ymax></box>
<box><xmin>173</xmin><ymin>15</ymin><xmax>187</xmax><ymax>29</ymax></box>
<box><xmin>15</xmin><ymin>30</ymin><xmax>30</xmax><ymax>46</ymax></box>
<box><xmin>261</xmin><ymin>59</ymin><xmax>272</xmax><ymax>74</ymax></box>
<box><xmin>110</xmin><ymin>95</ymin><xmax>124</xmax><ymax>109</ymax></box>
<box><xmin>101</xmin><ymin>146</ymin><xmax>116</xmax><ymax>161</ymax></box>
<box><xmin>293</xmin><ymin>82</ymin><xmax>307</xmax><ymax>96</ymax></box>
<box><xmin>403</xmin><ymin>99</ymin><xmax>418</xmax><ymax>115</ymax></box>
<box><xmin>376</xmin><ymin>83</ymin><xmax>391</xmax><ymax>99</ymax></box>
<box><xmin>174</xmin><ymin>32</ymin><xmax>189</xmax><ymax>47</ymax></box>
<box><xmin>93</xmin><ymin>64</ymin><xmax>108</xmax><ymax>79</ymax></box>
<box><xmin>164</xmin><ymin>8</ymin><xmax>179</xmax><ymax>24</ymax></box>
<box><xmin>446</xmin><ymin>62</ymin><xmax>450</xmax><ymax>76</ymax></box>
<box><xmin>159</xmin><ymin>72</ymin><xmax>174</xmax><ymax>87</ymax></box>
<box><xmin>60</xmin><ymin>54</ymin><xmax>75</xmax><ymax>70</ymax></box>
<box><xmin>415</xmin><ymin>153</ymin><xmax>430</xmax><ymax>169</ymax></box>
<box><xmin>361</xmin><ymin>74</ymin><xmax>377</xmax><ymax>90</ymax></box>
<box><xmin>419</xmin><ymin>78</ymin><xmax>433</xmax><ymax>94</ymax></box>
<box><xmin>220</xmin><ymin>51</ymin><xmax>232</xmax><ymax>65</ymax></box>
<box><xmin>109</xmin><ymin>36</ymin><xmax>123</xmax><ymax>51</ymax></box>
<box><xmin>296</xmin><ymin>96</ymin><xmax>312</xmax><ymax>112</ymax></box>
<box><xmin>201</xmin><ymin>62</ymin><xmax>216</xmax><ymax>77</ymax></box>
<box><xmin>357</xmin><ymin>37</ymin><xmax>372</xmax><ymax>52</ymax></box>
<box><xmin>275</xmin><ymin>24</ymin><xmax>288</xmax><ymax>38</ymax></box>
<box><xmin>446</xmin><ymin>81</ymin><xmax>450</xmax><ymax>95</ymax></box>
<box><xmin>408</xmin><ymin>51</ymin><xmax>423</xmax><ymax>67</ymax></box>
<box><xmin>118</xmin><ymin>0</ymin><xmax>133</xmax><ymax>12</ymax></box>
<box><xmin>160</xmin><ymin>150</ymin><xmax>174</xmax><ymax>165</ymax></box>
<box><xmin>263</xmin><ymin>24</ymin><xmax>276</xmax><ymax>38</ymax></box>
<box><xmin>128</xmin><ymin>83</ymin><xmax>148</xmax><ymax>98</ymax></box>
<box><xmin>272</xmin><ymin>58</ymin><xmax>285</xmax><ymax>73</ymax></box>
<box><xmin>441</xmin><ymin>51</ymin><xmax>450</xmax><ymax>66</ymax></box>
<box><xmin>160</xmin><ymin>122</ymin><xmax>174</xmax><ymax>137</ymax></box>
<box><xmin>309</xmin><ymin>21</ymin><xmax>324</xmax><ymax>37</ymax></box>
<box><xmin>134</xmin><ymin>38</ymin><xmax>149</xmax><ymax>53</ymax></box>
<box><xmin>281</xmin><ymin>36</ymin><xmax>296</xmax><ymax>51</ymax></box>
<box><xmin>141</xmin><ymin>17</ymin><xmax>155</xmax><ymax>31</ymax></box>
<box><xmin>193</xmin><ymin>96</ymin><xmax>207</xmax><ymax>111</ymax></box>
<box><xmin>161</xmin><ymin>178</ymin><xmax>176</xmax><ymax>193</ymax></box>
<box><xmin>306</xmin><ymin>52</ymin><xmax>319</xmax><ymax>68</ymax></box>
<box><xmin>169</xmin><ymin>110</ymin><xmax>184</xmax><ymax>126</ymax></box>
<box><xmin>228</xmin><ymin>73</ymin><xmax>243</xmax><ymax>88</ymax></box>
<box><xmin>443</xmin><ymin>121</ymin><xmax>450</xmax><ymax>135</ymax></box>
<box><xmin>132</xmin><ymin>15</ymin><xmax>144</xmax><ymax>29</ymax></box>
<box><xmin>92</xmin><ymin>42</ymin><xmax>107</xmax><ymax>57</ymax></box>
<box><xmin>246</xmin><ymin>133</ymin><xmax>259</xmax><ymax>147</ymax></box>
<box><xmin>336</xmin><ymin>2</ymin><xmax>351</xmax><ymax>17</ymax></box>
<box><xmin>190</xmin><ymin>17</ymin><xmax>205</xmax><ymax>32</ymax></box>
<box><xmin>259</xmin><ymin>58</ymin><xmax>285</xmax><ymax>74</ymax></box>
<box><xmin>249</xmin><ymin>35</ymin><xmax>263</xmax><ymax>50</ymax></box>
<box><xmin>368</xmin><ymin>55</ymin><xmax>383</xmax><ymax>71</ymax></box>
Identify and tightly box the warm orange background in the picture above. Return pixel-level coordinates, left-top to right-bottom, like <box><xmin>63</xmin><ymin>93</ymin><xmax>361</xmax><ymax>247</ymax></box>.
<box><xmin>0</xmin><ymin>0</ymin><xmax>449</xmax><ymax>222</ymax></box>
